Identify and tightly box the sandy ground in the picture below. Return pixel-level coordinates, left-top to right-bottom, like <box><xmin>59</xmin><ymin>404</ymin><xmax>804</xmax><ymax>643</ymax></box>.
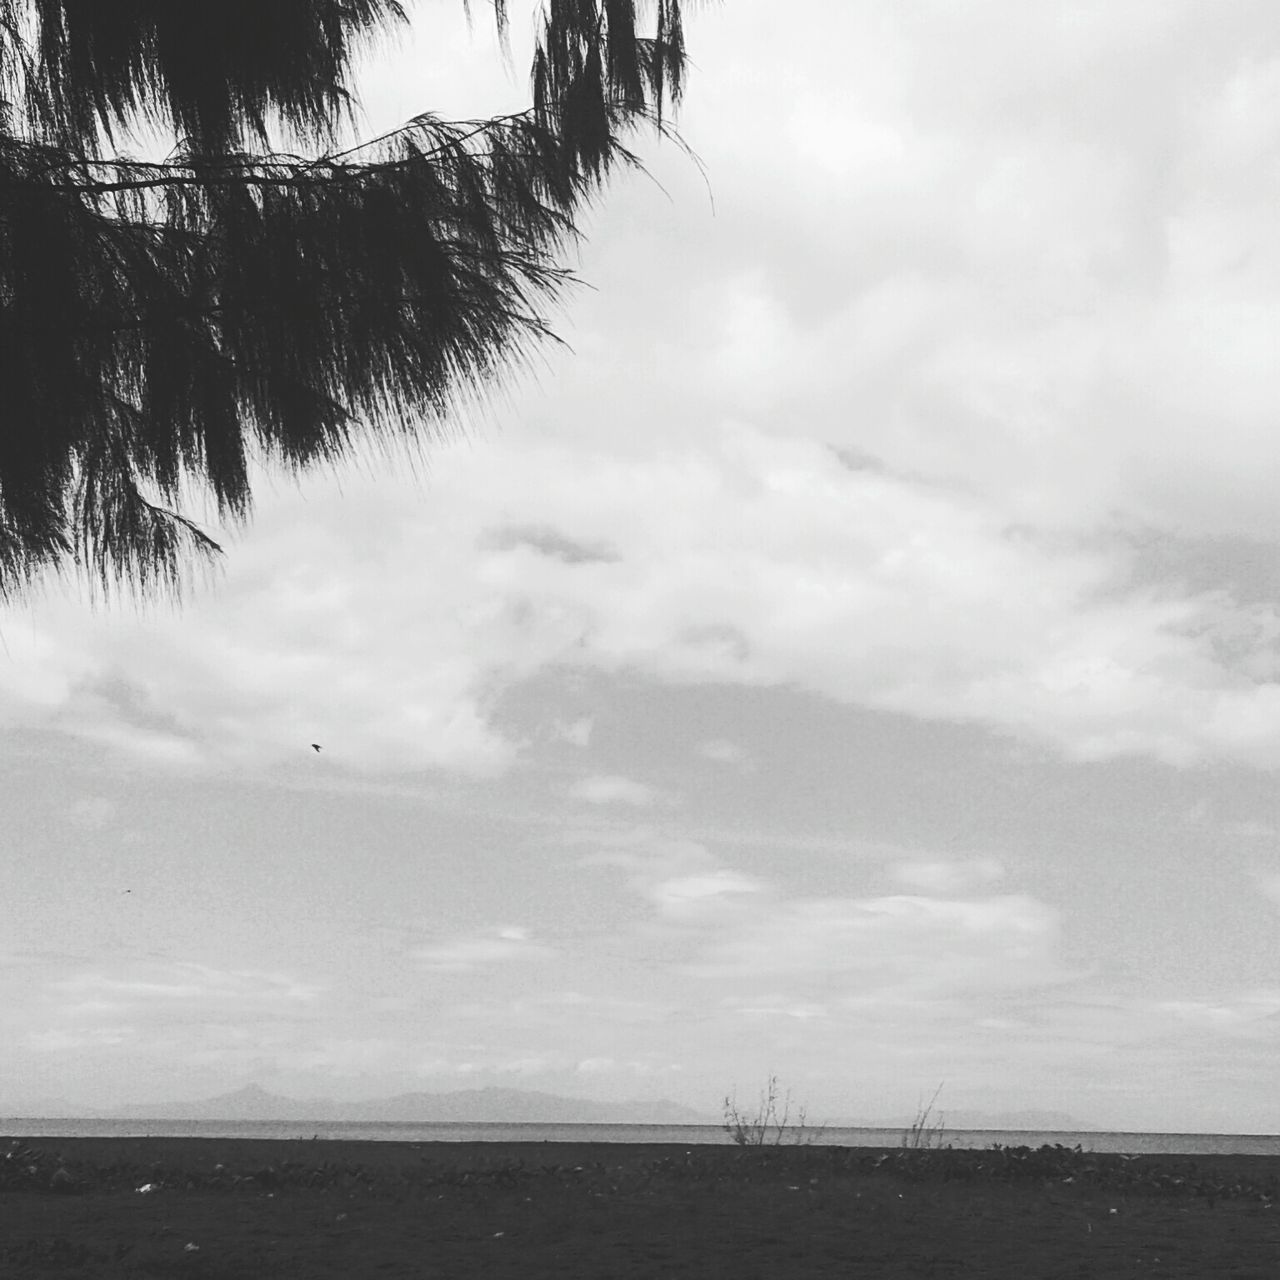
<box><xmin>1</xmin><ymin>1137</ymin><xmax>1277</xmax><ymax>1277</ymax></box>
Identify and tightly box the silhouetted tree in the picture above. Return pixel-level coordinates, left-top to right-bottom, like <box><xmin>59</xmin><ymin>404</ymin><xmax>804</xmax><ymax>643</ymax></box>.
<box><xmin>0</xmin><ymin>0</ymin><xmax>695</xmax><ymax>597</ymax></box>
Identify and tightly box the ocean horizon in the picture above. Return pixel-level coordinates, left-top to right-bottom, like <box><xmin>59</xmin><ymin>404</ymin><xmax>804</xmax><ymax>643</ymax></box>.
<box><xmin>2</xmin><ymin>1119</ymin><xmax>1278</xmax><ymax>1157</ymax></box>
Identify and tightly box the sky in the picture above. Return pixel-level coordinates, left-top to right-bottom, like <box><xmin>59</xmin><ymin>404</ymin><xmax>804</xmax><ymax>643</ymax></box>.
<box><xmin>5</xmin><ymin>0</ymin><xmax>1280</xmax><ymax>1134</ymax></box>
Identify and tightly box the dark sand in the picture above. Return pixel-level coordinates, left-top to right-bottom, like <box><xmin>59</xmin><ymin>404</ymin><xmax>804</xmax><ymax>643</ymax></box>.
<box><xmin>2</xmin><ymin>1137</ymin><xmax>1278</xmax><ymax>1277</ymax></box>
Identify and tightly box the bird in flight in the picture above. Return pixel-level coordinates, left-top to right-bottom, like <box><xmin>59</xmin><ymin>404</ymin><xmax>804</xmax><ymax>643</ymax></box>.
<box><xmin>311</xmin><ymin>744</ymin><xmax>322</xmax><ymax>752</ymax></box>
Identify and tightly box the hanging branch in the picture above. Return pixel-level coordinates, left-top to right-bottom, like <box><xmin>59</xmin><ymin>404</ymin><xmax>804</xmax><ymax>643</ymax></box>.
<box><xmin>0</xmin><ymin>1</ymin><xmax>702</xmax><ymax>598</ymax></box>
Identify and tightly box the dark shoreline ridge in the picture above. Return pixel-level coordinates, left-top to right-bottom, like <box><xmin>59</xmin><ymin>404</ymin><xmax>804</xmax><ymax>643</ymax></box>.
<box><xmin>8</xmin><ymin>1136</ymin><xmax>1280</xmax><ymax>1196</ymax></box>
<box><xmin>4</xmin><ymin>1139</ymin><xmax>1279</xmax><ymax>1278</ymax></box>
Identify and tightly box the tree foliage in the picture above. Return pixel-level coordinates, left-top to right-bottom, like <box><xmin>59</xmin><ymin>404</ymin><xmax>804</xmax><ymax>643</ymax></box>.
<box><xmin>0</xmin><ymin>0</ymin><xmax>696</xmax><ymax>597</ymax></box>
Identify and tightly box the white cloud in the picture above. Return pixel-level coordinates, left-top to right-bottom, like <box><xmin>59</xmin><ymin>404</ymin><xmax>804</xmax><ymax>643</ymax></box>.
<box><xmin>1151</xmin><ymin>992</ymin><xmax>1280</xmax><ymax>1036</ymax></box>
<box><xmin>25</xmin><ymin>1026</ymin><xmax>137</xmax><ymax>1052</ymax></box>
<box><xmin>415</xmin><ymin>1053</ymin><xmax>566</xmax><ymax>1078</ymax></box>
<box><xmin>568</xmin><ymin>775</ymin><xmax>657</xmax><ymax>806</ymax></box>
<box><xmin>725</xmin><ymin>1001</ymin><xmax>829</xmax><ymax>1021</ymax></box>
<box><xmin>411</xmin><ymin>926</ymin><xmax>555</xmax><ymax>972</ymax></box>
<box><xmin>579</xmin><ymin>831</ymin><xmax>1072</xmax><ymax>1014</ymax></box>
<box><xmin>11</xmin><ymin>396</ymin><xmax>1280</xmax><ymax>778</ymax></box>
<box><xmin>573</xmin><ymin>1056</ymin><xmax>675</xmax><ymax>1076</ymax></box>
<box><xmin>688</xmin><ymin>892</ymin><xmax>1073</xmax><ymax>1002</ymax></box>
<box><xmin>461</xmin><ymin>428</ymin><xmax>1280</xmax><ymax>769</ymax></box>
<box><xmin>651</xmin><ymin>870</ymin><xmax>766</xmax><ymax>918</ymax></box>
<box><xmin>579</xmin><ymin>834</ymin><xmax>735</xmax><ymax>902</ymax></box>
<box><xmin>1</xmin><ymin>475</ymin><xmax>528</xmax><ymax>776</ymax></box>
<box><xmin>50</xmin><ymin>964</ymin><xmax>322</xmax><ymax>1011</ymax></box>
<box><xmin>12</xmin><ymin>963</ymin><xmax>331</xmax><ymax>1077</ymax></box>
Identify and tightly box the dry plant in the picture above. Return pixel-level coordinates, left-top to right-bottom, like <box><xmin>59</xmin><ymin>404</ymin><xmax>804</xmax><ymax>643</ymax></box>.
<box><xmin>722</xmin><ymin>1074</ymin><xmax>823</xmax><ymax>1147</ymax></box>
<box><xmin>901</xmin><ymin>1083</ymin><xmax>948</xmax><ymax>1150</ymax></box>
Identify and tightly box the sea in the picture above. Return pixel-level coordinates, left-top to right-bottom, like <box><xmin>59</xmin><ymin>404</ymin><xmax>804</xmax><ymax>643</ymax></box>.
<box><xmin>1</xmin><ymin>1120</ymin><xmax>1277</xmax><ymax>1157</ymax></box>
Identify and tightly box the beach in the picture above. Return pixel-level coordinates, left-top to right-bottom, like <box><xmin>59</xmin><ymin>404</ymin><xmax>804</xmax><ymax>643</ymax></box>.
<box><xmin>1</xmin><ymin>1137</ymin><xmax>1277</xmax><ymax>1277</ymax></box>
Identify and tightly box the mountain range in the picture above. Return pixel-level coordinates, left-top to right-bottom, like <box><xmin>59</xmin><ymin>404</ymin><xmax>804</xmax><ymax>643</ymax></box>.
<box><xmin>2</xmin><ymin>1085</ymin><xmax>714</xmax><ymax>1125</ymax></box>
<box><xmin>1</xmin><ymin>1086</ymin><xmax>1097</xmax><ymax>1131</ymax></box>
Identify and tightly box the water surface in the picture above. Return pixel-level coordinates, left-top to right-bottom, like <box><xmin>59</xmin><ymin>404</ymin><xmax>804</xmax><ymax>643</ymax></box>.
<box><xmin>2</xmin><ymin>1119</ymin><xmax>1277</xmax><ymax>1156</ymax></box>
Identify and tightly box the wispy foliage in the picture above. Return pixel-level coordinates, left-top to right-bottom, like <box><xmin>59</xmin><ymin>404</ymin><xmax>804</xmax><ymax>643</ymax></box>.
<box><xmin>1</xmin><ymin>0</ymin><xmax>408</xmax><ymax>153</ymax></box>
<box><xmin>0</xmin><ymin>0</ymin><xmax>698</xmax><ymax>597</ymax></box>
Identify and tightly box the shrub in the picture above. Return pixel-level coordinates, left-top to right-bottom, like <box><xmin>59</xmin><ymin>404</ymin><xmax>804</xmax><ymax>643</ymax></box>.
<box><xmin>723</xmin><ymin>1074</ymin><xmax>823</xmax><ymax>1147</ymax></box>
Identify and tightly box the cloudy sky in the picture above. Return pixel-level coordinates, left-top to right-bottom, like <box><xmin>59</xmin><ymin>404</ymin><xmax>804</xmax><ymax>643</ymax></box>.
<box><xmin>7</xmin><ymin>0</ymin><xmax>1280</xmax><ymax>1134</ymax></box>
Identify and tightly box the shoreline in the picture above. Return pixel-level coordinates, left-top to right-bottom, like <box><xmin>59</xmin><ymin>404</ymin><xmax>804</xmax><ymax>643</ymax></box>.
<box><xmin>11</xmin><ymin>1133</ymin><xmax>1280</xmax><ymax>1175</ymax></box>
<box><xmin>10</xmin><ymin>1131</ymin><xmax>1280</xmax><ymax>1162</ymax></box>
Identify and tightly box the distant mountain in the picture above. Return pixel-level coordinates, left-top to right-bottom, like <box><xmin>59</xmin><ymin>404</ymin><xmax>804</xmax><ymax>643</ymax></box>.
<box><xmin>3</xmin><ymin>1086</ymin><xmax>1093</xmax><ymax>1133</ymax></box>
<box><xmin>115</xmin><ymin>1084</ymin><xmax>309</xmax><ymax>1121</ymax></box>
<box><xmin>110</xmin><ymin>1084</ymin><xmax>713</xmax><ymax>1125</ymax></box>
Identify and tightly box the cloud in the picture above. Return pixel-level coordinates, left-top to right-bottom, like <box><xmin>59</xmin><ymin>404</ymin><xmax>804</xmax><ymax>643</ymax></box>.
<box><xmin>578</xmin><ymin>834</ymin><xmax>729</xmax><ymax>899</ymax></box>
<box><xmin>577</xmin><ymin>831</ymin><xmax>1068</xmax><ymax>1012</ymax></box>
<box><xmin>478</xmin><ymin>524</ymin><xmax>619</xmax><ymax>565</ymax></box>
<box><xmin>662</xmin><ymin>0</ymin><xmax>1280</xmax><ymax>529</ymax></box>
<box><xmin>1152</xmin><ymin>992</ymin><xmax>1280</xmax><ymax>1035</ymax></box>
<box><xmin>0</xmin><ymin>471</ymin><xmax>531</xmax><ymax>776</ymax></box>
<box><xmin>49</xmin><ymin>963</ymin><xmax>322</xmax><ymax>1011</ymax></box>
<box><xmin>410</xmin><ymin>926</ymin><xmax>555</xmax><ymax>972</ymax></box>
<box><xmin>460</xmin><ymin>428</ymin><xmax>1280</xmax><ymax>769</ymax></box>
<box><xmin>415</xmin><ymin>1053</ymin><xmax>566</xmax><ymax>1078</ymax></box>
<box><xmin>12</xmin><ymin>406</ymin><xmax>1280</xmax><ymax>781</ymax></box>
<box><xmin>573</xmin><ymin>1056</ymin><xmax>677</xmax><ymax>1076</ymax></box>
<box><xmin>568</xmin><ymin>775</ymin><xmax>658</xmax><ymax>806</ymax></box>
<box><xmin>651</xmin><ymin>870</ymin><xmax>767</xmax><ymax>919</ymax></box>
<box><xmin>687</xmin><ymin>892</ymin><xmax>1074</xmax><ymax>1003</ymax></box>
<box><xmin>25</xmin><ymin>1026</ymin><xmax>137</xmax><ymax>1052</ymax></box>
<box><xmin>722</xmin><ymin>1001</ymin><xmax>828</xmax><ymax>1021</ymax></box>
<box><xmin>13</xmin><ymin>962</ymin><xmax>328</xmax><ymax>1069</ymax></box>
